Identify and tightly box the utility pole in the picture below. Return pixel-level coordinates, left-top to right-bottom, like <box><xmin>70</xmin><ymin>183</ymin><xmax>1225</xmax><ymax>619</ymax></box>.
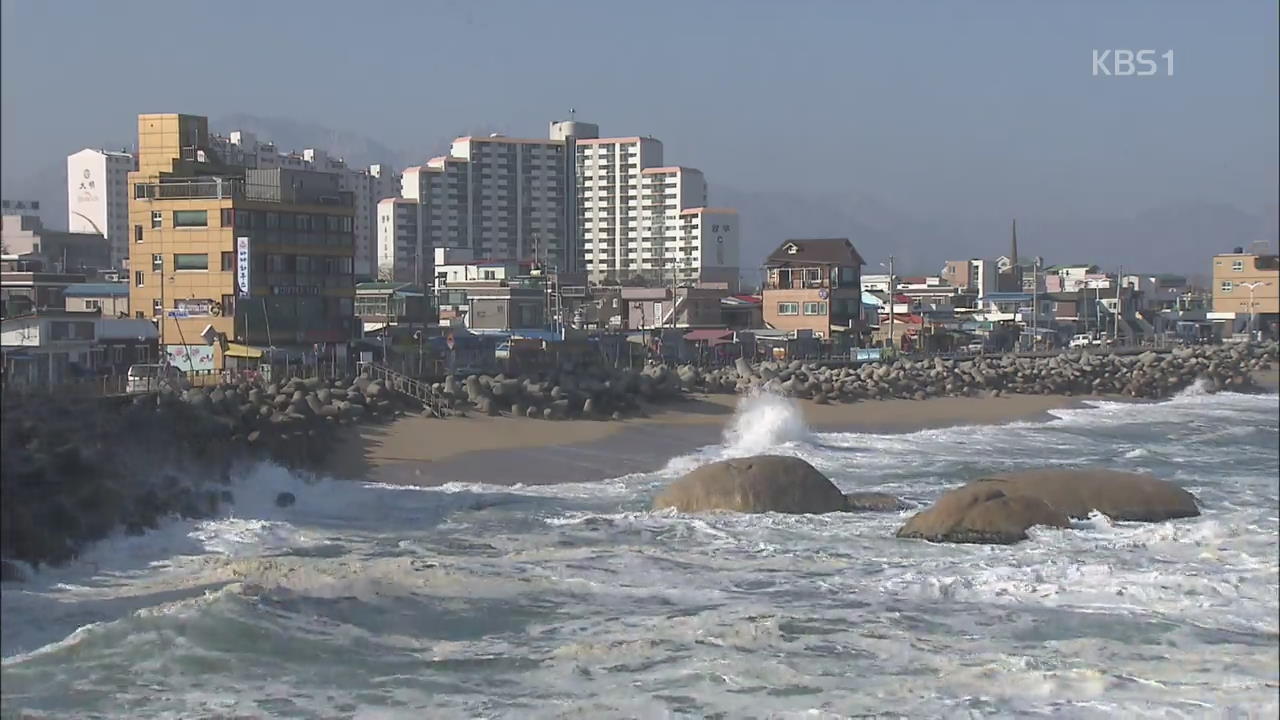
<box><xmin>887</xmin><ymin>255</ymin><xmax>895</xmax><ymax>350</ymax></box>
<box><xmin>1114</xmin><ymin>265</ymin><xmax>1122</xmax><ymax>345</ymax></box>
<box><xmin>1031</xmin><ymin>259</ymin><xmax>1039</xmax><ymax>351</ymax></box>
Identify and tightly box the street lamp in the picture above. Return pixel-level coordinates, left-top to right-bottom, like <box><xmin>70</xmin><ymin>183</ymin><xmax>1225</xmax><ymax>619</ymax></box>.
<box><xmin>413</xmin><ymin>329</ymin><xmax>423</xmax><ymax>378</ymax></box>
<box><xmin>1227</xmin><ymin>281</ymin><xmax>1271</xmax><ymax>339</ymax></box>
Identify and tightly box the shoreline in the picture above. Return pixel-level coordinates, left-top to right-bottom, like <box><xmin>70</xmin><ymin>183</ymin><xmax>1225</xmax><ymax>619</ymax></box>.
<box><xmin>326</xmin><ymin>367</ymin><xmax>1278</xmax><ymax>488</ymax></box>
<box><xmin>327</xmin><ymin>392</ymin><xmax>1110</xmax><ymax>487</ymax></box>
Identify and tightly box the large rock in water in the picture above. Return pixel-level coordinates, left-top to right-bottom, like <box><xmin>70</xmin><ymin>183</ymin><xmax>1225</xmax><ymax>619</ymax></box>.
<box><xmin>897</xmin><ymin>468</ymin><xmax>1201</xmax><ymax>545</ymax></box>
<box><xmin>896</xmin><ymin>482</ymin><xmax>1071</xmax><ymax>544</ymax></box>
<box><xmin>653</xmin><ymin>455</ymin><xmax>846</xmax><ymax>514</ymax></box>
<box><xmin>980</xmin><ymin>468</ymin><xmax>1200</xmax><ymax>522</ymax></box>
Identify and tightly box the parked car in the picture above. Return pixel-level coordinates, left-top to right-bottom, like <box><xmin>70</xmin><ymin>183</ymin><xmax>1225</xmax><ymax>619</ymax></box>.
<box><xmin>964</xmin><ymin>340</ymin><xmax>987</xmax><ymax>353</ymax></box>
<box><xmin>1069</xmin><ymin>334</ymin><xmax>1102</xmax><ymax>348</ymax></box>
<box><xmin>125</xmin><ymin>364</ymin><xmax>188</xmax><ymax>394</ymax></box>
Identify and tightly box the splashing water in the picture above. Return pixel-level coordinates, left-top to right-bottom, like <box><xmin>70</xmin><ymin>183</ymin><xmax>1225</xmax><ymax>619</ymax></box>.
<box><xmin>1174</xmin><ymin>376</ymin><xmax>1215</xmax><ymax>398</ymax></box>
<box><xmin>721</xmin><ymin>390</ymin><xmax>811</xmax><ymax>454</ymax></box>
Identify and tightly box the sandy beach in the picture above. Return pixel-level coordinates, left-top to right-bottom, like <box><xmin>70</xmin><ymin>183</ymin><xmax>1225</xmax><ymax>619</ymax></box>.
<box><xmin>327</xmin><ymin>392</ymin><xmax>1104</xmax><ymax>486</ymax></box>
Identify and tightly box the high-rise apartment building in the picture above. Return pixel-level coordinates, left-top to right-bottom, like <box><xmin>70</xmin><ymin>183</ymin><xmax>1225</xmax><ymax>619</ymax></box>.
<box><xmin>380</xmin><ymin>129</ymin><xmax>588</xmax><ymax>284</ymax></box>
<box><xmin>67</xmin><ymin>148</ymin><xmax>136</xmax><ymax>270</ymax></box>
<box><xmin>128</xmin><ymin>113</ymin><xmax>356</xmax><ymax>370</ymax></box>
<box><xmin>576</xmin><ymin>136</ymin><xmax>739</xmax><ymax>289</ymax></box>
<box><xmin>380</xmin><ymin>119</ymin><xmax>740</xmax><ymax>289</ymax></box>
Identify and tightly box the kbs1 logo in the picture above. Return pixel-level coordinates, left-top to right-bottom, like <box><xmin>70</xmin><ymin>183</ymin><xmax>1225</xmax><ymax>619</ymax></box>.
<box><xmin>1092</xmin><ymin>49</ymin><xmax>1174</xmax><ymax>77</ymax></box>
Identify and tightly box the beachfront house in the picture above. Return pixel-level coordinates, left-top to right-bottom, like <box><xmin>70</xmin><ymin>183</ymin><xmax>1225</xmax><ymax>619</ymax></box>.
<box><xmin>761</xmin><ymin>238</ymin><xmax>865</xmax><ymax>344</ymax></box>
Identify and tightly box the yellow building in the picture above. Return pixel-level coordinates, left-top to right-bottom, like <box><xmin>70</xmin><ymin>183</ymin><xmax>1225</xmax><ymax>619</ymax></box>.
<box><xmin>1211</xmin><ymin>249</ymin><xmax>1279</xmax><ymax>336</ymax></box>
<box><xmin>128</xmin><ymin>114</ymin><xmax>356</xmax><ymax>370</ymax></box>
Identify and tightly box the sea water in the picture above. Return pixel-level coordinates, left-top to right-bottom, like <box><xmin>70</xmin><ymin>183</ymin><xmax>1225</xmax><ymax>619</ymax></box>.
<box><xmin>2</xmin><ymin>387</ymin><xmax>1277</xmax><ymax>718</ymax></box>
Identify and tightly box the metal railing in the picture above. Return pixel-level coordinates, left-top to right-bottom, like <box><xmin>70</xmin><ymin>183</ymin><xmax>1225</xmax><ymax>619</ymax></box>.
<box><xmin>356</xmin><ymin>362</ymin><xmax>443</xmax><ymax>414</ymax></box>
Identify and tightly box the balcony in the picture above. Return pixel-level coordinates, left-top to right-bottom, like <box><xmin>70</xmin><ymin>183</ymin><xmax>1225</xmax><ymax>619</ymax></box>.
<box><xmin>766</xmin><ymin>277</ymin><xmax>831</xmax><ymax>290</ymax></box>
<box><xmin>134</xmin><ymin>177</ymin><xmax>353</xmax><ymax>207</ymax></box>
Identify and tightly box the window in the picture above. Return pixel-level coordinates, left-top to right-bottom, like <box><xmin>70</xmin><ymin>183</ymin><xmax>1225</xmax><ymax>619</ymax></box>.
<box><xmin>778</xmin><ymin>302</ymin><xmax>799</xmax><ymax>315</ymax></box>
<box><xmin>152</xmin><ymin>299</ymin><xmax>162</xmax><ymax>316</ymax></box>
<box><xmin>1221</xmin><ymin>281</ymin><xmax>1233</xmax><ymax>293</ymax></box>
<box><xmin>267</xmin><ymin>254</ymin><xmax>288</xmax><ymax>272</ymax></box>
<box><xmin>221</xmin><ymin>295</ymin><xmax>235</xmax><ymax>317</ymax></box>
<box><xmin>221</xmin><ymin>252</ymin><xmax>235</xmax><ymax>271</ymax></box>
<box><xmin>220</xmin><ymin>208</ymin><xmax>234</xmax><ymax>227</ymax></box>
<box><xmin>134</xmin><ymin>271</ymin><xmax>145</xmax><ymax>287</ymax></box>
<box><xmin>1232</xmin><ymin>260</ymin><xmax>1244</xmax><ymax>272</ymax></box>
<box><xmin>341</xmin><ymin>217</ymin><xmax>353</xmax><ymax>232</ymax></box>
<box><xmin>135</xmin><ymin>311</ymin><xmax>144</xmax><ymax>319</ymax></box>
<box><xmin>151</xmin><ymin>211</ymin><xmax>162</xmax><ymax>228</ymax></box>
<box><xmin>173</xmin><ymin>253</ymin><xmax>209</xmax><ymax>271</ymax></box>
<box><xmin>135</xmin><ymin>224</ymin><xmax>144</xmax><ymax>243</ymax></box>
<box><xmin>152</xmin><ymin>253</ymin><xmax>163</xmax><ymax>271</ymax></box>
<box><xmin>483</xmin><ymin>270</ymin><xmax>496</xmax><ymax>280</ymax></box>
<box><xmin>265</xmin><ymin>212</ymin><xmax>279</xmax><ymax>229</ymax></box>
<box><xmin>173</xmin><ymin>210</ymin><xmax>208</xmax><ymax>228</ymax></box>
<box><xmin>84</xmin><ymin>299</ymin><xmax>101</xmax><ymax>311</ymax></box>
<box><xmin>803</xmin><ymin>301</ymin><xmax>828</xmax><ymax>315</ymax></box>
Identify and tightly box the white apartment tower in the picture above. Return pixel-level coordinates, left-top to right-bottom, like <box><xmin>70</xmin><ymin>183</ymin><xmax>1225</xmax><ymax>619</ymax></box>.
<box><xmin>576</xmin><ymin>135</ymin><xmax>739</xmax><ymax>288</ymax></box>
<box><xmin>376</xmin><ymin>198</ymin><xmax>425</xmax><ymax>284</ymax></box>
<box><xmin>379</xmin><ymin>125</ymin><xmax>596</xmax><ymax>283</ymax></box>
<box><xmin>67</xmin><ymin>148</ymin><xmax>135</xmax><ymax>269</ymax></box>
<box><xmin>380</xmin><ymin>119</ymin><xmax>740</xmax><ymax>289</ymax></box>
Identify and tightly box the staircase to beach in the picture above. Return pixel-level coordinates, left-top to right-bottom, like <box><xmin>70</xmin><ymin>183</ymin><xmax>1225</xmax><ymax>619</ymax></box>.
<box><xmin>356</xmin><ymin>362</ymin><xmax>445</xmax><ymax>415</ymax></box>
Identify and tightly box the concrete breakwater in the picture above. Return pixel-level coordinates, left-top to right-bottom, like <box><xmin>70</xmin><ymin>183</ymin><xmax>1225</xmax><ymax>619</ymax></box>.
<box><xmin>0</xmin><ymin>363</ymin><xmax>689</xmax><ymax>575</ymax></box>
<box><xmin>677</xmin><ymin>342</ymin><xmax>1278</xmax><ymax>402</ymax></box>
<box><xmin>0</xmin><ymin>374</ymin><xmax>416</xmax><ymax>576</ymax></box>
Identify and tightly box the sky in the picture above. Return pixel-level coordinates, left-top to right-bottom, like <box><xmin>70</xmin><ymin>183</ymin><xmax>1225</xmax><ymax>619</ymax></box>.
<box><xmin>2</xmin><ymin>0</ymin><xmax>1277</xmax><ymax>230</ymax></box>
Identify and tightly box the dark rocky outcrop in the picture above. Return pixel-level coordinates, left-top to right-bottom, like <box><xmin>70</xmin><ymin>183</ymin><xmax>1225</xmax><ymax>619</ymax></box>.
<box><xmin>653</xmin><ymin>455</ymin><xmax>846</xmax><ymax>514</ymax></box>
<box><xmin>0</xmin><ymin>372</ymin><xmax>413</xmax><ymax>572</ymax></box>
<box><xmin>896</xmin><ymin>483</ymin><xmax>1071</xmax><ymax>544</ymax></box>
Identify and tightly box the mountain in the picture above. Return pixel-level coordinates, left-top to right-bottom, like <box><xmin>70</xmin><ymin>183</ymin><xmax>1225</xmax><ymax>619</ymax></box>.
<box><xmin>714</xmin><ymin>186</ymin><xmax>1277</xmax><ymax>278</ymax></box>
<box><xmin>211</xmin><ymin>113</ymin><xmax>415</xmax><ymax>170</ymax></box>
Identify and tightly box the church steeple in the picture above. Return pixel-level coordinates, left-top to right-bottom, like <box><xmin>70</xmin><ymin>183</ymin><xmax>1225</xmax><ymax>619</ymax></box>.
<box><xmin>1010</xmin><ymin>218</ymin><xmax>1019</xmax><ymax>267</ymax></box>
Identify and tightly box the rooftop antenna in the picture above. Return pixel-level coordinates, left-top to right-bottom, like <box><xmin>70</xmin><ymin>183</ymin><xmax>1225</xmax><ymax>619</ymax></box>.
<box><xmin>569</xmin><ymin>107</ymin><xmax>576</xmax><ymax>121</ymax></box>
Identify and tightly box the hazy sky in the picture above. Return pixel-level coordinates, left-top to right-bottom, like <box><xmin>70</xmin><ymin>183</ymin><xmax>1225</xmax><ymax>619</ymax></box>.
<box><xmin>3</xmin><ymin>0</ymin><xmax>1277</xmax><ymax>222</ymax></box>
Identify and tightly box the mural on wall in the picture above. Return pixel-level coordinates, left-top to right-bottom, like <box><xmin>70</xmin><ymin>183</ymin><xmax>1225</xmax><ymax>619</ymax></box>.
<box><xmin>164</xmin><ymin>344</ymin><xmax>215</xmax><ymax>372</ymax></box>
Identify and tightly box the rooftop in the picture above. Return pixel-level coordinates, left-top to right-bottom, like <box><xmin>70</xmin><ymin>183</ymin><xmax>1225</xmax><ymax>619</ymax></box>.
<box><xmin>62</xmin><ymin>283</ymin><xmax>129</xmax><ymax>297</ymax></box>
<box><xmin>765</xmin><ymin>238</ymin><xmax>865</xmax><ymax>267</ymax></box>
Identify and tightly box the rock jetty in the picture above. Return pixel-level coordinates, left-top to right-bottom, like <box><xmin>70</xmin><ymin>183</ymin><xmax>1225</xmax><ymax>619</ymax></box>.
<box><xmin>672</xmin><ymin>342</ymin><xmax>1277</xmax><ymax>402</ymax></box>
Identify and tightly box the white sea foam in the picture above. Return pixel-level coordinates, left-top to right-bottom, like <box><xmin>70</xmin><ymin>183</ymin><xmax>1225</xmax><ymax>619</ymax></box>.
<box><xmin>2</xmin><ymin>389</ymin><xmax>1277</xmax><ymax>717</ymax></box>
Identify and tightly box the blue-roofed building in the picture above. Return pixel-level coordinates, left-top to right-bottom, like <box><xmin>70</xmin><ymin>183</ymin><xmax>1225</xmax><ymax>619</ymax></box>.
<box><xmin>63</xmin><ymin>282</ymin><xmax>130</xmax><ymax>316</ymax></box>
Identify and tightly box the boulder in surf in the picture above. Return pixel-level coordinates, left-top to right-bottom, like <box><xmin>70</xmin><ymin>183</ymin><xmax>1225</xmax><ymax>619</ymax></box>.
<box><xmin>653</xmin><ymin>455</ymin><xmax>846</xmax><ymax>514</ymax></box>
<box><xmin>896</xmin><ymin>482</ymin><xmax>1070</xmax><ymax>544</ymax></box>
<box><xmin>975</xmin><ymin>468</ymin><xmax>1200</xmax><ymax>522</ymax></box>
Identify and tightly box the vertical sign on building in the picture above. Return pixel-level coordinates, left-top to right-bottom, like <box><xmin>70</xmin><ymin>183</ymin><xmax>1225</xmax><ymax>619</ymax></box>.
<box><xmin>236</xmin><ymin>236</ymin><xmax>251</xmax><ymax>296</ymax></box>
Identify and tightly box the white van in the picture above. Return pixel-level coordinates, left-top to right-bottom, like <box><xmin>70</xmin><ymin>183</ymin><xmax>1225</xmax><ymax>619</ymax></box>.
<box><xmin>125</xmin><ymin>364</ymin><xmax>188</xmax><ymax>394</ymax></box>
<box><xmin>1069</xmin><ymin>334</ymin><xmax>1099</xmax><ymax>348</ymax></box>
